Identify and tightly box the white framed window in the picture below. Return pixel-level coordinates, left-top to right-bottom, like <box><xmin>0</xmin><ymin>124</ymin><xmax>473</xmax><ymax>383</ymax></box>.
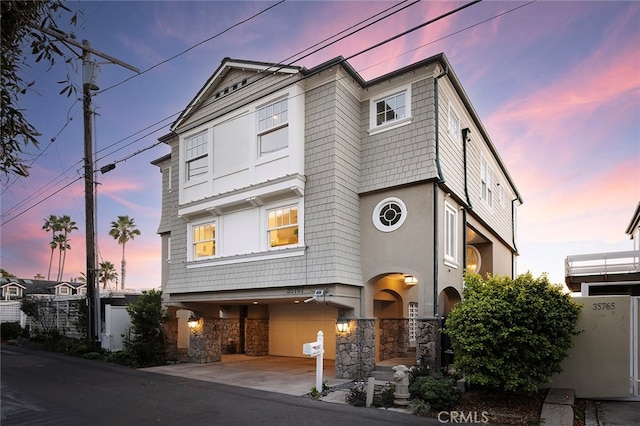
<box><xmin>369</xmin><ymin>85</ymin><xmax>412</xmax><ymax>133</ymax></box>
<box><xmin>78</xmin><ymin>287</ymin><xmax>87</xmax><ymax>295</ymax></box>
<box><xmin>408</xmin><ymin>302</ymin><xmax>418</xmax><ymax>341</ymax></box>
<box><xmin>448</xmin><ymin>107</ymin><xmax>460</xmax><ymax>140</ymax></box>
<box><xmin>58</xmin><ymin>286</ymin><xmax>69</xmax><ymax>295</ymax></box>
<box><xmin>6</xmin><ymin>286</ymin><xmax>19</xmax><ymax>298</ymax></box>
<box><xmin>185</xmin><ymin>131</ymin><xmax>208</xmax><ymax>181</ymax></box>
<box><xmin>481</xmin><ymin>158</ymin><xmax>493</xmax><ymax>208</ymax></box>
<box><xmin>258</xmin><ymin>98</ymin><xmax>288</xmax><ymax>156</ymax></box>
<box><xmin>372</xmin><ymin>197</ymin><xmax>407</xmax><ymax>232</ymax></box>
<box><xmin>191</xmin><ymin>220</ymin><xmax>216</xmax><ymax>260</ymax></box>
<box><xmin>267</xmin><ymin>205</ymin><xmax>298</xmax><ymax>248</ymax></box>
<box><xmin>375</xmin><ymin>92</ymin><xmax>406</xmax><ymax>126</ymax></box>
<box><xmin>444</xmin><ymin>201</ymin><xmax>457</xmax><ymax>263</ymax></box>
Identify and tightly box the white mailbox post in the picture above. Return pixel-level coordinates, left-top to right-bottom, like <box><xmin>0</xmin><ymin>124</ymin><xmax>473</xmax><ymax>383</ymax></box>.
<box><xmin>303</xmin><ymin>330</ymin><xmax>324</xmax><ymax>393</ymax></box>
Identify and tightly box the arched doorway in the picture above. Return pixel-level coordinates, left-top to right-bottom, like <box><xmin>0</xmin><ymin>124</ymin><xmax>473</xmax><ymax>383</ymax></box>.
<box><xmin>374</xmin><ymin>285</ymin><xmax>407</xmax><ymax>362</ymax></box>
<box><xmin>439</xmin><ymin>286</ymin><xmax>462</xmax><ymax>368</ymax></box>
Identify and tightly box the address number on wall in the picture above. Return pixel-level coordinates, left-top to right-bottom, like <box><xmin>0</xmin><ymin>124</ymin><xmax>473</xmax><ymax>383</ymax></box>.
<box><xmin>592</xmin><ymin>302</ymin><xmax>615</xmax><ymax>311</ymax></box>
<box><xmin>286</xmin><ymin>287</ymin><xmax>303</xmax><ymax>295</ymax></box>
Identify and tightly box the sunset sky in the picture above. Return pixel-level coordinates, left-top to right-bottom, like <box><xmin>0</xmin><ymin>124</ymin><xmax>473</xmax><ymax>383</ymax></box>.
<box><xmin>1</xmin><ymin>0</ymin><xmax>638</xmax><ymax>290</ymax></box>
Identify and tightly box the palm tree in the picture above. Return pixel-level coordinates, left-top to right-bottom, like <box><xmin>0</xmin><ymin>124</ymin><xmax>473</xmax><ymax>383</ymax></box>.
<box><xmin>54</xmin><ymin>233</ymin><xmax>68</xmax><ymax>280</ymax></box>
<box><xmin>42</xmin><ymin>215</ymin><xmax>61</xmax><ymax>280</ymax></box>
<box><xmin>109</xmin><ymin>215</ymin><xmax>141</xmax><ymax>290</ymax></box>
<box><xmin>56</xmin><ymin>215</ymin><xmax>77</xmax><ymax>281</ymax></box>
<box><xmin>98</xmin><ymin>261</ymin><xmax>118</xmax><ymax>291</ymax></box>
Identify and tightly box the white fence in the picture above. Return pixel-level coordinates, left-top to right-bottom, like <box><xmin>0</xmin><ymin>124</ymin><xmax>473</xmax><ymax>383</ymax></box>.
<box><xmin>565</xmin><ymin>250</ymin><xmax>640</xmax><ymax>277</ymax></box>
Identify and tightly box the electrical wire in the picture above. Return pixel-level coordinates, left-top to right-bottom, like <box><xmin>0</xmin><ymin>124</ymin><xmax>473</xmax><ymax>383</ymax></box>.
<box><xmin>3</xmin><ymin>0</ymin><xmax>535</xmax><ymax>225</ymax></box>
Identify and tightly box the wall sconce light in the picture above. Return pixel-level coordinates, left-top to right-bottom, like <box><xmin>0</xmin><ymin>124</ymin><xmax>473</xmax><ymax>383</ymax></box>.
<box><xmin>336</xmin><ymin>318</ymin><xmax>349</xmax><ymax>333</ymax></box>
<box><xmin>187</xmin><ymin>315</ymin><xmax>200</xmax><ymax>329</ymax></box>
<box><xmin>404</xmin><ymin>275</ymin><xmax>418</xmax><ymax>285</ymax></box>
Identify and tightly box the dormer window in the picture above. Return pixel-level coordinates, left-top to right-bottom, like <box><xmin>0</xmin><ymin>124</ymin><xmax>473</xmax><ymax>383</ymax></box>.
<box><xmin>58</xmin><ymin>286</ymin><xmax>70</xmax><ymax>295</ymax></box>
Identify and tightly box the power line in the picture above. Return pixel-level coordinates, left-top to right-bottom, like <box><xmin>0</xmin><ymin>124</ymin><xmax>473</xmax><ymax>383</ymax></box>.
<box><xmin>5</xmin><ymin>0</ymin><xmax>529</xmax><ymax>224</ymax></box>
<box><xmin>2</xmin><ymin>0</ymin><xmax>418</xmax><ymax>220</ymax></box>
<box><xmin>96</xmin><ymin>0</ymin><xmax>287</xmax><ymax>94</ymax></box>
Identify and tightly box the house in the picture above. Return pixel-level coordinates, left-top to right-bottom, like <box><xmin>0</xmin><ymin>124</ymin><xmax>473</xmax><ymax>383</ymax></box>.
<box><xmin>0</xmin><ymin>277</ymin><xmax>87</xmax><ymax>301</ymax></box>
<box><xmin>152</xmin><ymin>53</ymin><xmax>522</xmax><ymax>378</ymax></box>
<box><xmin>552</xmin><ymin>203</ymin><xmax>640</xmax><ymax>399</ymax></box>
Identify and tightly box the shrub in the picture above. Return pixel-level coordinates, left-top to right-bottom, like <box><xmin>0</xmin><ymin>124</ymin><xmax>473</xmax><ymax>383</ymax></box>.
<box><xmin>444</xmin><ymin>272</ymin><xmax>582</xmax><ymax>392</ymax></box>
<box><xmin>408</xmin><ymin>398</ymin><xmax>431</xmax><ymax>416</ymax></box>
<box><xmin>346</xmin><ymin>383</ymin><xmax>367</xmax><ymax>406</ymax></box>
<box><xmin>82</xmin><ymin>352</ymin><xmax>103</xmax><ymax>360</ymax></box>
<box><xmin>124</xmin><ymin>289</ymin><xmax>165</xmax><ymax>367</ymax></box>
<box><xmin>105</xmin><ymin>350</ymin><xmax>134</xmax><ymax>366</ymax></box>
<box><xmin>408</xmin><ymin>374</ymin><xmax>461</xmax><ymax>411</ymax></box>
<box><xmin>1</xmin><ymin>322</ymin><xmax>22</xmax><ymax>340</ymax></box>
<box><xmin>373</xmin><ymin>382</ymin><xmax>396</xmax><ymax>408</ymax></box>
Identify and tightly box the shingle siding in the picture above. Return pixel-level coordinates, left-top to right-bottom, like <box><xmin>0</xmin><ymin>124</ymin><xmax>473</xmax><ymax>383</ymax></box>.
<box><xmin>359</xmin><ymin>77</ymin><xmax>438</xmax><ymax>194</ymax></box>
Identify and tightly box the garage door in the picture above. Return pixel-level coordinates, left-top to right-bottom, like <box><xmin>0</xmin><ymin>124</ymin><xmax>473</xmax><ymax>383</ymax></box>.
<box><xmin>269</xmin><ymin>303</ymin><xmax>337</xmax><ymax>360</ymax></box>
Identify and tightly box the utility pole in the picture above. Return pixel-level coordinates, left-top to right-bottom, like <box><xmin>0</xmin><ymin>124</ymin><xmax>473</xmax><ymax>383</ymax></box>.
<box><xmin>39</xmin><ymin>27</ymin><xmax>139</xmax><ymax>347</ymax></box>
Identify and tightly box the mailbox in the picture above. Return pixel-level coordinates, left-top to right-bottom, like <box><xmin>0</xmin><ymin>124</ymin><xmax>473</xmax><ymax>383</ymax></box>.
<box><xmin>303</xmin><ymin>341</ymin><xmax>322</xmax><ymax>357</ymax></box>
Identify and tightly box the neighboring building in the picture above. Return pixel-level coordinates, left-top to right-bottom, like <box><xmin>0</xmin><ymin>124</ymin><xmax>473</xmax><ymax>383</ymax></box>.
<box><xmin>565</xmin><ymin>201</ymin><xmax>640</xmax><ymax>296</ymax></box>
<box><xmin>1</xmin><ymin>277</ymin><xmax>87</xmax><ymax>301</ymax></box>
<box><xmin>553</xmin><ymin>203</ymin><xmax>640</xmax><ymax>399</ymax></box>
<box><xmin>153</xmin><ymin>53</ymin><xmax>522</xmax><ymax>378</ymax></box>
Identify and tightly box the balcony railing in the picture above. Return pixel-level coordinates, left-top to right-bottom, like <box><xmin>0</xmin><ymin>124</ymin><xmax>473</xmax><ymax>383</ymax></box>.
<box><xmin>565</xmin><ymin>250</ymin><xmax>640</xmax><ymax>277</ymax></box>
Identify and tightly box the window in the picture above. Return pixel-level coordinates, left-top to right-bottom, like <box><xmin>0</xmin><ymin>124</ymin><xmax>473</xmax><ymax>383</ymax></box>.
<box><xmin>58</xmin><ymin>286</ymin><xmax>69</xmax><ymax>295</ymax></box>
<box><xmin>192</xmin><ymin>222</ymin><xmax>216</xmax><ymax>259</ymax></box>
<box><xmin>481</xmin><ymin>158</ymin><xmax>493</xmax><ymax>207</ymax></box>
<box><xmin>375</xmin><ymin>92</ymin><xmax>406</xmax><ymax>126</ymax></box>
<box><xmin>372</xmin><ymin>197</ymin><xmax>407</xmax><ymax>232</ymax></box>
<box><xmin>185</xmin><ymin>131</ymin><xmax>208</xmax><ymax>181</ymax></box>
<box><xmin>466</xmin><ymin>245</ymin><xmax>481</xmax><ymax>273</ymax></box>
<box><xmin>408</xmin><ymin>302</ymin><xmax>418</xmax><ymax>341</ymax></box>
<box><xmin>78</xmin><ymin>287</ymin><xmax>87</xmax><ymax>295</ymax></box>
<box><xmin>268</xmin><ymin>206</ymin><xmax>298</xmax><ymax>248</ymax></box>
<box><xmin>448</xmin><ymin>108</ymin><xmax>460</xmax><ymax>139</ymax></box>
<box><xmin>444</xmin><ymin>202</ymin><xmax>457</xmax><ymax>263</ymax></box>
<box><xmin>6</xmin><ymin>286</ymin><xmax>19</xmax><ymax>299</ymax></box>
<box><xmin>258</xmin><ymin>98</ymin><xmax>288</xmax><ymax>156</ymax></box>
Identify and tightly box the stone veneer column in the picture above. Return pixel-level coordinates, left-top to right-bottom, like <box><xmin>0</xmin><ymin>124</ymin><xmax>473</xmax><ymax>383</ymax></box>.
<box><xmin>245</xmin><ymin>318</ymin><xmax>269</xmax><ymax>356</ymax></box>
<box><xmin>163</xmin><ymin>316</ymin><xmax>179</xmax><ymax>362</ymax></box>
<box><xmin>416</xmin><ymin>317</ymin><xmax>439</xmax><ymax>370</ymax></box>
<box><xmin>188</xmin><ymin>318</ymin><xmax>222</xmax><ymax>363</ymax></box>
<box><xmin>221</xmin><ymin>318</ymin><xmax>241</xmax><ymax>354</ymax></box>
<box><xmin>335</xmin><ymin>318</ymin><xmax>375</xmax><ymax>380</ymax></box>
<box><xmin>378</xmin><ymin>318</ymin><xmax>410</xmax><ymax>361</ymax></box>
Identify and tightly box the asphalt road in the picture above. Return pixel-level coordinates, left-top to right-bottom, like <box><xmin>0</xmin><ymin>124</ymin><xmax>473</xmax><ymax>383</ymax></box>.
<box><xmin>1</xmin><ymin>345</ymin><xmax>436</xmax><ymax>426</ymax></box>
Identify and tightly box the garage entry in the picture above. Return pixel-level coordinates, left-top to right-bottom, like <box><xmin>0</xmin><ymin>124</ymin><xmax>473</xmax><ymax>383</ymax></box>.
<box><xmin>269</xmin><ymin>303</ymin><xmax>337</xmax><ymax>360</ymax></box>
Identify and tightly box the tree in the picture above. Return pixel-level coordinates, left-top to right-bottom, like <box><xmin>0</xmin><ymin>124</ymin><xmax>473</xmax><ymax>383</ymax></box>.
<box><xmin>98</xmin><ymin>261</ymin><xmax>117</xmax><ymax>291</ymax></box>
<box><xmin>444</xmin><ymin>272</ymin><xmax>582</xmax><ymax>392</ymax></box>
<box><xmin>56</xmin><ymin>215</ymin><xmax>77</xmax><ymax>280</ymax></box>
<box><xmin>124</xmin><ymin>289</ymin><xmax>165</xmax><ymax>367</ymax></box>
<box><xmin>20</xmin><ymin>295</ymin><xmax>59</xmax><ymax>340</ymax></box>
<box><xmin>1</xmin><ymin>1</ymin><xmax>77</xmax><ymax>179</ymax></box>
<box><xmin>42</xmin><ymin>214</ymin><xmax>61</xmax><ymax>280</ymax></box>
<box><xmin>1</xmin><ymin>269</ymin><xmax>17</xmax><ymax>278</ymax></box>
<box><xmin>109</xmin><ymin>215</ymin><xmax>140</xmax><ymax>290</ymax></box>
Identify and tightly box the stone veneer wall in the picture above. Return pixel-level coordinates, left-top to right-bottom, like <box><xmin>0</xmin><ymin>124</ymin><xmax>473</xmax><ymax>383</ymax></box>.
<box><xmin>221</xmin><ymin>318</ymin><xmax>241</xmax><ymax>354</ymax></box>
<box><xmin>416</xmin><ymin>317</ymin><xmax>439</xmax><ymax>370</ymax></box>
<box><xmin>163</xmin><ymin>316</ymin><xmax>179</xmax><ymax>362</ymax></box>
<box><xmin>245</xmin><ymin>318</ymin><xmax>268</xmax><ymax>356</ymax></box>
<box><xmin>188</xmin><ymin>318</ymin><xmax>222</xmax><ymax>363</ymax></box>
<box><xmin>379</xmin><ymin>318</ymin><xmax>409</xmax><ymax>361</ymax></box>
<box><xmin>335</xmin><ymin>318</ymin><xmax>375</xmax><ymax>380</ymax></box>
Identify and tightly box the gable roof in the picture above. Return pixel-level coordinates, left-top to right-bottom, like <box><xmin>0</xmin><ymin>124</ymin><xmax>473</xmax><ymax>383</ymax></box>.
<box><xmin>171</xmin><ymin>58</ymin><xmax>301</xmax><ymax>131</ymax></box>
<box><xmin>0</xmin><ymin>278</ymin><xmax>85</xmax><ymax>295</ymax></box>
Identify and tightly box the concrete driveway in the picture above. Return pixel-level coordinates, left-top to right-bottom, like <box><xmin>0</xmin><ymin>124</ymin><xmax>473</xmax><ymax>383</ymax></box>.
<box><xmin>141</xmin><ymin>354</ymin><xmax>352</xmax><ymax>396</ymax></box>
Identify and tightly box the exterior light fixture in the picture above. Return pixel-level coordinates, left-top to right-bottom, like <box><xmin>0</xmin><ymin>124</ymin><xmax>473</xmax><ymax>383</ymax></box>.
<box><xmin>336</xmin><ymin>318</ymin><xmax>349</xmax><ymax>333</ymax></box>
<box><xmin>404</xmin><ymin>275</ymin><xmax>418</xmax><ymax>285</ymax></box>
<box><xmin>187</xmin><ymin>315</ymin><xmax>199</xmax><ymax>329</ymax></box>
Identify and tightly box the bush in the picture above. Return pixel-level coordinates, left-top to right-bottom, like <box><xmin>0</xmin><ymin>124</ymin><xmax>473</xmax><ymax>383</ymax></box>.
<box><xmin>82</xmin><ymin>352</ymin><xmax>103</xmax><ymax>360</ymax></box>
<box><xmin>1</xmin><ymin>322</ymin><xmax>22</xmax><ymax>340</ymax></box>
<box><xmin>444</xmin><ymin>272</ymin><xmax>582</xmax><ymax>392</ymax></box>
<box><xmin>124</xmin><ymin>289</ymin><xmax>165</xmax><ymax>367</ymax></box>
<box><xmin>105</xmin><ymin>350</ymin><xmax>134</xmax><ymax>366</ymax></box>
<box><xmin>346</xmin><ymin>382</ymin><xmax>398</xmax><ymax>408</ymax></box>
<box><xmin>408</xmin><ymin>374</ymin><xmax>461</xmax><ymax>411</ymax></box>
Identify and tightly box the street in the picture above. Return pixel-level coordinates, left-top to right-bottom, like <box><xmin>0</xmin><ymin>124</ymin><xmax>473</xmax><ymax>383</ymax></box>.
<box><xmin>1</xmin><ymin>345</ymin><xmax>435</xmax><ymax>425</ymax></box>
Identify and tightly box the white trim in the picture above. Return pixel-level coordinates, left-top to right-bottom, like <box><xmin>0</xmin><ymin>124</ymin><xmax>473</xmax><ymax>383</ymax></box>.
<box><xmin>188</xmin><ymin>217</ymin><xmax>217</xmax><ymax>261</ymax></box>
<box><xmin>187</xmin><ymin>246</ymin><xmax>305</xmax><ymax>268</ymax></box>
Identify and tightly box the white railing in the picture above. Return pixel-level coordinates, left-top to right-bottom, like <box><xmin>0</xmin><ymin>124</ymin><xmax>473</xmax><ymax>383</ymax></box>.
<box><xmin>565</xmin><ymin>250</ymin><xmax>640</xmax><ymax>277</ymax></box>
